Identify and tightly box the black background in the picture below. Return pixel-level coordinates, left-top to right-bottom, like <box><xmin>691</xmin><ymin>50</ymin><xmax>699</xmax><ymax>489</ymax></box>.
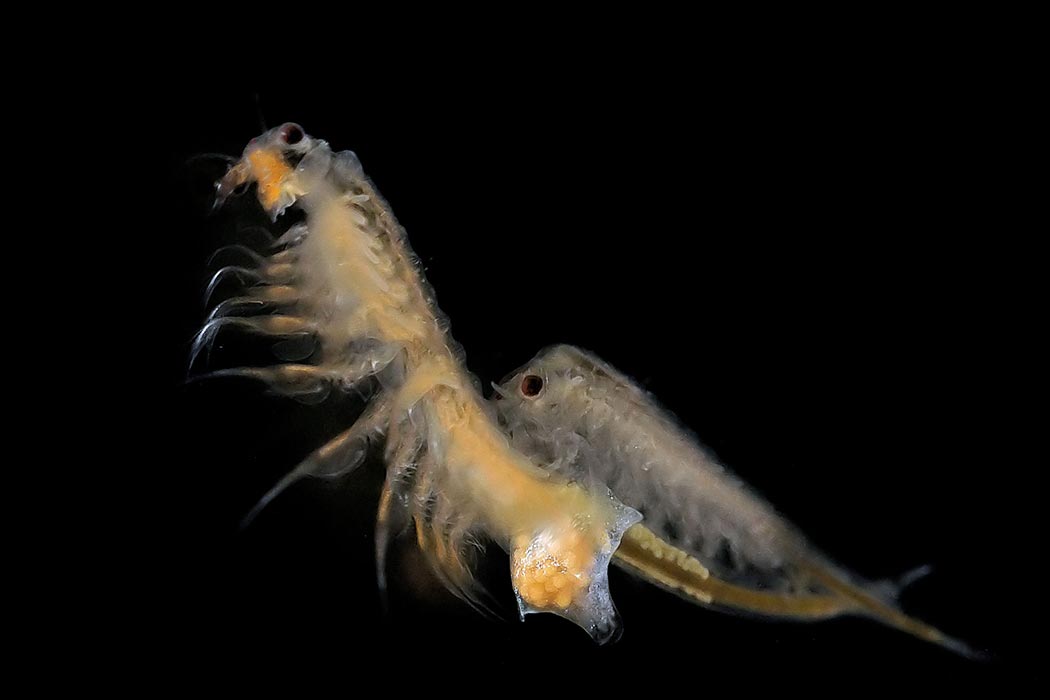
<box><xmin>134</xmin><ymin>45</ymin><xmax>1033</xmax><ymax>689</ymax></box>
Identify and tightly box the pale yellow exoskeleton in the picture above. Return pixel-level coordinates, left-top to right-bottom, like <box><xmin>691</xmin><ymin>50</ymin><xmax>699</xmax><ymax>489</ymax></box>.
<box><xmin>196</xmin><ymin>124</ymin><xmax>640</xmax><ymax>641</ymax></box>
<box><xmin>494</xmin><ymin>345</ymin><xmax>980</xmax><ymax>657</ymax></box>
<box><xmin>197</xmin><ymin>125</ymin><xmax>979</xmax><ymax>656</ymax></box>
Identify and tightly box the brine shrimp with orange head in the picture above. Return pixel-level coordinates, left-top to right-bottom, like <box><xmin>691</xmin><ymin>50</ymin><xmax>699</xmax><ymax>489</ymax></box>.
<box><xmin>193</xmin><ymin>124</ymin><xmax>640</xmax><ymax>641</ymax></box>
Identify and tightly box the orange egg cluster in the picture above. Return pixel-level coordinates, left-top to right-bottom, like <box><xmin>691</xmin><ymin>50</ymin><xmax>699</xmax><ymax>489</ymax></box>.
<box><xmin>512</xmin><ymin>530</ymin><xmax>593</xmax><ymax>611</ymax></box>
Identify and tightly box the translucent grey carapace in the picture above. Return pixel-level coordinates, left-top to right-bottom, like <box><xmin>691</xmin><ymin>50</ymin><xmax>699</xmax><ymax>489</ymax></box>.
<box><xmin>496</xmin><ymin>344</ymin><xmax>802</xmax><ymax>582</ymax></box>
<box><xmin>494</xmin><ymin>344</ymin><xmax>981</xmax><ymax>658</ymax></box>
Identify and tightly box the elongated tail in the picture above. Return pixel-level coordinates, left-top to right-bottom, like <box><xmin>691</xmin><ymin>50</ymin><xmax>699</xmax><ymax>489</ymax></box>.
<box><xmin>615</xmin><ymin>524</ymin><xmax>982</xmax><ymax>658</ymax></box>
<box><xmin>799</xmin><ymin>560</ymin><xmax>983</xmax><ymax>659</ymax></box>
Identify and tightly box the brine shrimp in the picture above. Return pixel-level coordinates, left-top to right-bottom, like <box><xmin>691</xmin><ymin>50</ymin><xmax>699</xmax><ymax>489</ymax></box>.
<box><xmin>193</xmin><ymin>124</ymin><xmax>640</xmax><ymax>641</ymax></box>
<box><xmin>494</xmin><ymin>344</ymin><xmax>982</xmax><ymax>658</ymax></box>
<box><xmin>194</xmin><ymin>124</ymin><xmax>981</xmax><ymax>657</ymax></box>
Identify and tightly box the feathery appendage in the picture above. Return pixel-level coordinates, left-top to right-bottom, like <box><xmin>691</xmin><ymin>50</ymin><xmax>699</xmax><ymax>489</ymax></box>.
<box><xmin>194</xmin><ymin>124</ymin><xmax>641</xmax><ymax>642</ymax></box>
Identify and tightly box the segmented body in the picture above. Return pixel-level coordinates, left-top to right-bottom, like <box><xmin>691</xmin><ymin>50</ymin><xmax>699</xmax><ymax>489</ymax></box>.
<box><xmin>196</xmin><ymin>124</ymin><xmax>975</xmax><ymax>657</ymax></box>
<box><xmin>498</xmin><ymin>345</ymin><xmax>803</xmax><ymax>586</ymax></box>
<box><xmin>197</xmin><ymin>125</ymin><xmax>639</xmax><ymax>641</ymax></box>
<box><xmin>496</xmin><ymin>345</ymin><xmax>976</xmax><ymax>656</ymax></box>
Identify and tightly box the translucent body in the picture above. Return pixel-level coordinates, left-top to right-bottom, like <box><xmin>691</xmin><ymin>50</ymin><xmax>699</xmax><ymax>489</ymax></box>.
<box><xmin>495</xmin><ymin>344</ymin><xmax>977</xmax><ymax>656</ymax></box>
<box><xmin>197</xmin><ymin>125</ymin><xmax>977</xmax><ymax>656</ymax></box>
<box><xmin>495</xmin><ymin>345</ymin><xmax>813</xmax><ymax>584</ymax></box>
<box><xmin>199</xmin><ymin>126</ymin><xmax>640</xmax><ymax>640</ymax></box>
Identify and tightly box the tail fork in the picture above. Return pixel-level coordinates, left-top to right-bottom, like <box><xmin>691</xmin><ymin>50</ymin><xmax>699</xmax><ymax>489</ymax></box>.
<box><xmin>801</xmin><ymin>562</ymin><xmax>985</xmax><ymax>660</ymax></box>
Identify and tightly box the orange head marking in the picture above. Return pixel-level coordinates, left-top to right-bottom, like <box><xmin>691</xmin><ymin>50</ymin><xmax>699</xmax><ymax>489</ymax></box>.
<box><xmin>215</xmin><ymin>123</ymin><xmax>310</xmax><ymax>215</ymax></box>
<box><xmin>246</xmin><ymin>147</ymin><xmax>293</xmax><ymax>211</ymax></box>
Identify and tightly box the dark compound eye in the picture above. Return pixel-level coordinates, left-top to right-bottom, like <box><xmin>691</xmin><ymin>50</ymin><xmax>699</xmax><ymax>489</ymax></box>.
<box><xmin>521</xmin><ymin>374</ymin><xmax>543</xmax><ymax>398</ymax></box>
<box><xmin>280</xmin><ymin>123</ymin><xmax>304</xmax><ymax>145</ymax></box>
